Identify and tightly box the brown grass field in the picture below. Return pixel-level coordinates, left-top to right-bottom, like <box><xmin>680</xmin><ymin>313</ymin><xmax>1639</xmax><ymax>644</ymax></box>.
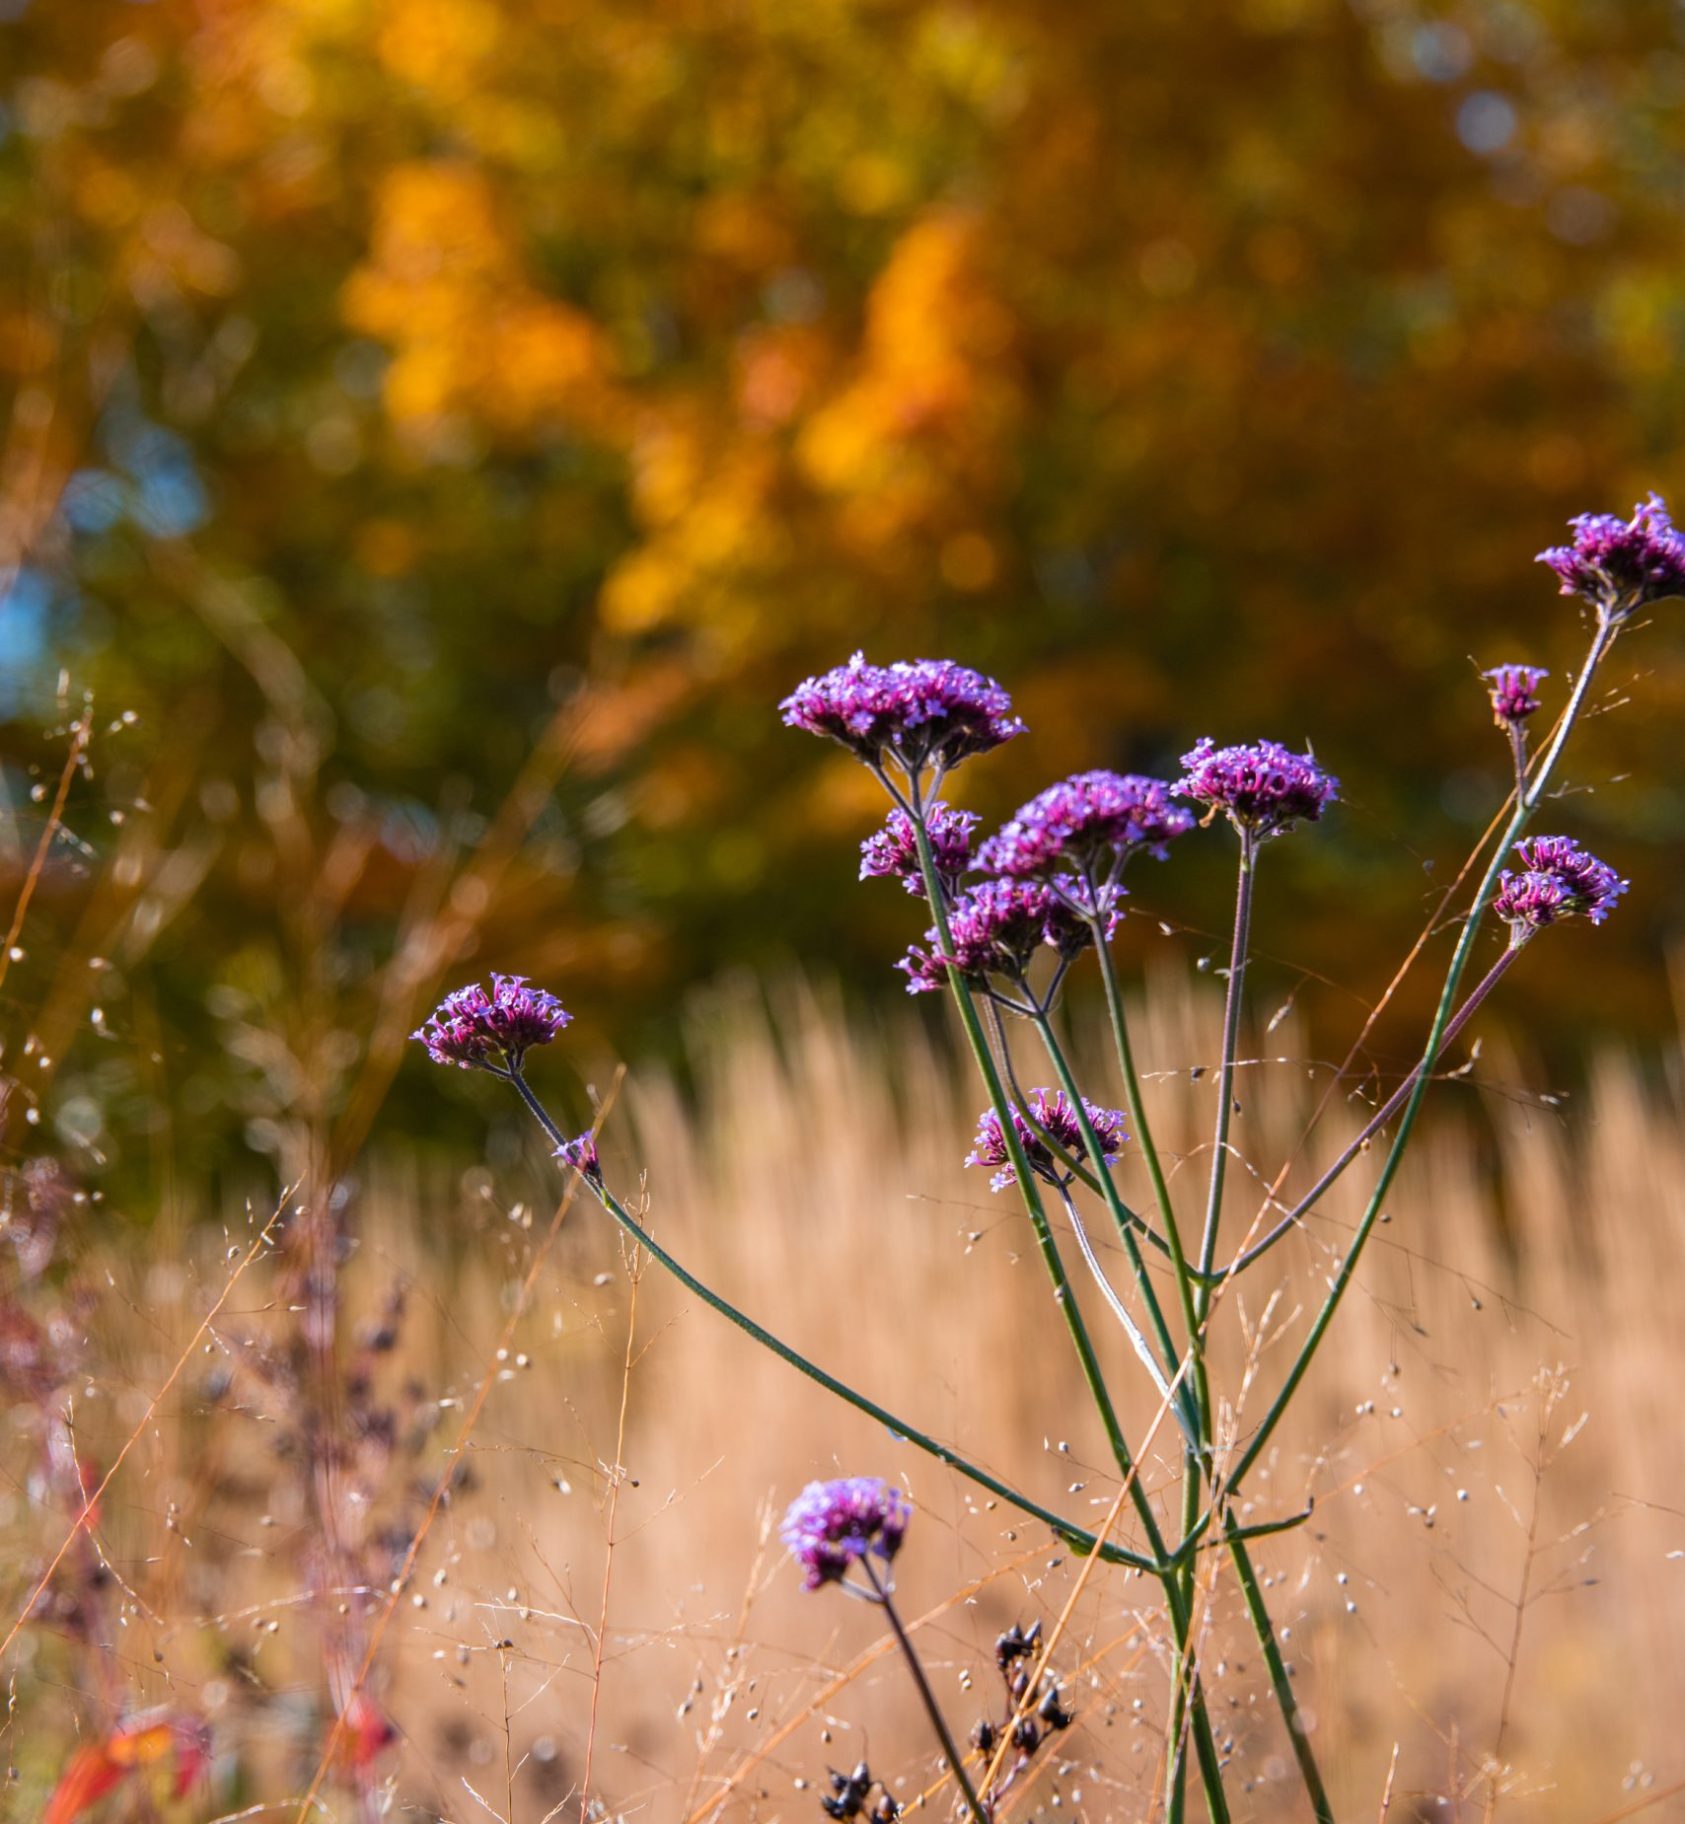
<box><xmin>5</xmin><ymin>967</ymin><xmax>1684</xmax><ymax>1824</ymax></box>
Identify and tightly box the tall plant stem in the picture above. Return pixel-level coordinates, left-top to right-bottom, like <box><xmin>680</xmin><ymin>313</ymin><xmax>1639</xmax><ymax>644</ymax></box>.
<box><xmin>1226</xmin><ymin>613</ymin><xmax>1618</xmax><ymax>1498</ymax></box>
<box><xmin>906</xmin><ymin>814</ymin><xmax>1152</xmax><ymax>1504</ymax></box>
<box><xmin>862</xmin><ymin>1558</ymin><xmax>992</xmax><ymax>1824</ymax></box>
<box><xmin>1093</xmin><ymin>929</ymin><xmax>1203</xmax><ymax>1334</ymax></box>
<box><xmin>907</xmin><ymin>810</ymin><xmax>1229</xmax><ymax>1824</ymax></box>
<box><xmin>1174</xmin><ymin>832</ymin><xmax>1340</xmax><ymax>1820</ymax></box>
<box><xmin>1091</xmin><ymin>924</ymin><xmax>1224</xmax><ymax>1821</ymax></box>
<box><xmin>505</xmin><ymin>1072</ymin><xmax>1162</xmax><ymax>1570</ymax></box>
<box><xmin>1024</xmin><ymin>1005</ymin><xmax>1200</xmax><ymax>1449</ymax></box>
<box><xmin>1227</xmin><ymin>1519</ymin><xmax>1334</xmax><ymax>1821</ymax></box>
<box><xmin>1196</xmin><ymin>833</ymin><xmax>1257</xmax><ymax>1291</ymax></box>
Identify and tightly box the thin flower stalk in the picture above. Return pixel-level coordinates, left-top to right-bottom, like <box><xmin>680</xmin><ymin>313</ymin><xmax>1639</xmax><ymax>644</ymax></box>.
<box><xmin>1222</xmin><ymin>943</ymin><xmax>1524</xmax><ymax>1275</ymax></box>
<box><xmin>857</xmin><ymin>1555</ymin><xmax>991</xmax><ymax>1824</ymax></box>
<box><xmin>907</xmin><ymin>810</ymin><xmax>1232</xmax><ymax>1824</ymax></box>
<box><xmin>505</xmin><ymin>1071</ymin><xmax>1163</xmax><ymax>1571</ymax></box>
<box><xmin>1224</xmin><ymin>612</ymin><xmax>1620</xmax><ymax>1501</ymax></box>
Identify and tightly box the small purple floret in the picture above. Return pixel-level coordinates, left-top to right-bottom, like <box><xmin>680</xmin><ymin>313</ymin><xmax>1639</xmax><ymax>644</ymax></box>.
<box><xmin>966</xmin><ymin>1089</ymin><xmax>1128</xmax><ymax>1192</ymax></box>
<box><xmin>1175</xmin><ymin>739</ymin><xmax>1338</xmax><ymax>839</ymax></box>
<box><xmin>1493</xmin><ymin>834</ymin><xmax>1627</xmax><ymax>936</ymax></box>
<box><xmin>900</xmin><ymin>878</ymin><xmax>1055</xmax><ymax>992</ymax></box>
<box><xmin>860</xmin><ymin>803</ymin><xmax>978</xmax><ymax>898</ymax></box>
<box><xmin>412</xmin><ymin>975</ymin><xmax>571</xmax><ymax>1071</ymax></box>
<box><xmin>781</xmin><ymin>1477</ymin><xmax>911</xmax><ymax>1590</ymax></box>
<box><xmin>978</xmin><ymin>771</ymin><xmax>1195</xmax><ymax>880</ymax></box>
<box><xmin>555</xmin><ymin>1131</ymin><xmax>603</xmax><ymax>1185</ymax></box>
<box><xmin>1537</xmin><ymin>494</ymin><xmax>1685</xmax><ymax>620</ymax></box>
<box><xmin>780</xmin><ymin>653</ymin><xmax>1024</xmax><ymax>777</ymax></box>
<box><xmin>1483</xmin><ymin>664</ymin><xmax>1548</xmax><ymax>726</ymax></box>
<box><xmin>1043</xmin><ymin>875</ymin><xmax>1124</xmax><ymax>955</ymax></box>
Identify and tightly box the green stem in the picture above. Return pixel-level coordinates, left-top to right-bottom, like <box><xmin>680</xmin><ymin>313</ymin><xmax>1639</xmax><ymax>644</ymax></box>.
<box><xmin>507</xmin><ymin>1071</ymin><xmax>1160</xmax><ymax>1570</ymax></box>
<box><xmin>1196</xmin><ymin>833</ymin><xmax>1257</xmax><ymax>1289</ymax></box>
<box><xmin>1227</xmin><ymin>1522</ymin><xmax>1333</xmax><ymax>1823</ymax></box>
<box><xmin>1026</xmin><ymin>1003</ymin><xmax>1202</xmax><ymax>1449</ymax></box>
<box><xmin>907</xmin><ymin>805</ymin><xmax>1229</xmax><ymax>1824</ymax></box>
<box><xmin>906</xmin><ymin>814</ymin><xmax>1152</xmax><ymax>1511</ymax></box>
<box><xmin>1227</xmin><ymin>614</ymin><xmax>1619</xmax><ymax>1497</ymax></box>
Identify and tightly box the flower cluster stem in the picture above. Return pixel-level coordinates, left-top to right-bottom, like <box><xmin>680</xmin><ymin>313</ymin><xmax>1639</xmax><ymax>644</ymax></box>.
<box><xmin>862</xmin><ymin>1557</ymin><xmax>992</xmax><ymax>1824</ymax></box>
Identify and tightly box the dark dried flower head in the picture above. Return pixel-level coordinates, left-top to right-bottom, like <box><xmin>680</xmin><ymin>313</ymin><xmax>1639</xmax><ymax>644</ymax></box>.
<box><xmin>1493</xmin><ymin>834</ymin><xmax>1627</xmax><ymax>937</ymax></box>
<box><xmin>412</xmin><ymin>976</ymin><xmax>570</xmax><ymax>1072</ymax></box>
<box><xmin>1538</xmin><ymin>494</ymin><xmax>1685</xmax><ymax>621</ymax></box>
<box><xmin>978</xmin><ymin>771</ymin><xmax>1194</xmax><ymax>880</ymax></box>
<box><xmin>859</xmin><ymin>803</ymin><xmax>978</xmax><ymax>897</ymax></box>
<box><xmin>555</xmin><ymin>1131</ymin><xmax>603</xmax><ymax>1186</ymax></box>
<box><xmin>1483</xmin><ymin>664</ymin><xmax>1548</xmax><ymax>727</ymax></box>
<box><xmin>782</xmin><ymin>1478</ymin><xmax>911</xmax><ymax>1590</ymax></box>
<box><xmin>899</xmin><ymin>878</ymin><xmax>1053</xmax><ymax>993</ymax></box>
<box><xmin>966</xmin><ymin>1089</ymin><xmax>1127</xmax><ymax>1191</ymax></box>
<box><xmin>781</xmin><ymin>653</ymin><xmax>1024</xmax><ymax>778</ymax></box>
<box><xmin>1175</xmin><ymin>739</ymin><xmax>1339</xmax><ymax>839</ymax></box>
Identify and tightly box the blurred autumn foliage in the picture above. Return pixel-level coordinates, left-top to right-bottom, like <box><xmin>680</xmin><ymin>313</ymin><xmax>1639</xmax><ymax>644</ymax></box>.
<box><xmin>3</xmin><ymin>0</ymin><xmax>1685</xmax><ymax>1169</ymax></box>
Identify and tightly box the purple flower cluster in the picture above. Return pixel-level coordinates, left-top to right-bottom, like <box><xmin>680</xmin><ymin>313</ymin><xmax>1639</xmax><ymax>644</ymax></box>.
<box><xmin>781</xmin><ymin>653</ymin><xmax>1024</xmax><ymax>778</ymax></box>
<box><xmin>781</xmin><ymin>1477</ymin><xmax>911</xmax><ymax>1591</ymax></box>
<box><xmin>555</xmin><ymin>1131</ymin><xmax>603</xmax><ymax>1185</ymax></box>
<box><xmin>899</xmin><ymin>878</ymin><xmax>1084</xmax><ymax>993</ymax></box>
<box><xmin>1492</xmin><ymin>834</ymin><xmax>1628</xmax><ymax>937</ymax></box>
<box><xmin>859</xmin><ymin>803</ymin><xmax>978</xmax><ymax>897</ymax></box>
<box><xmin>1175</xmin><ymin>739</ymin><xmax>1339</xmax><ymax>840</ymax></box>
<box><xmin>412</xmin><ymin>975</ymin><xmax>571</xmax><ymax>1072</ymax></box>
<box><xmin>977</xmin><ymin>771</ymin><xmax>1194</xmax><ymax>880</ymax></box>
<box><xmin>1538</xmin><ymin>494</ymin><xmax>1685</xmax><ymax>620</ymax></box>
<box><xmin>966</xmin><ymin>1090</ymin><xmax>1127</xmax><ymax>1191</ymax></box>
<box><xmin>1483</xmin><ymin>664</ymin><xmax>1547</xmax><ymax>726</ymax></box>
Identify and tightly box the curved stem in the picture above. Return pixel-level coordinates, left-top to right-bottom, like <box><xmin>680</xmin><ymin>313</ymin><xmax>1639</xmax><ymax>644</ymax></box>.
<box><xmin>506</xmin><ymin>1071</ymin><xmax>1161</xmax><ymax>1570</ymax></box>
<box><xmin>1025</xmin><ymin>1004</ymin><xmax>1200</xmax><ymax>1448</ymax></box>
<box><xmin>1054</xmin><ymin>1181</ymin><xmax>1179</xmax><ymax>1413</ymax></box>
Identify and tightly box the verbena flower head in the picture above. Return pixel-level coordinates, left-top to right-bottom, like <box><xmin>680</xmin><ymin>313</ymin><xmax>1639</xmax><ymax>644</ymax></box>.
<box><xmin>899</xmin><ymin>878</ymin><xmax>1053</xmax><ymax>993</ymax></box>
<box><xmin>1493</xmin><ymin>834</ymin><xmax>1627</xmax><ymax>937</ymax></box>
<box><xmin>780</xmin><ymin>653</ymin><xmax>1024</xmax><ymax>778</ymax></box>
<box><xmin>1043</xmin><ymin>875</ymin><xmax>1124</xmax><ymax>956</ymax></box>
<box><xmin>412</xmin><ymin>975</ymin><xmax>571</xmax><ymax>1071</ymax></box>
<box><xmin>1175</xmin><ymin>739</ymin><xmax>1339</xmax><ymax>840</ymax></box>
<box><xmin>555</xmin><ymin>1131</ymin><xmax>603</xmax><ymax>1185</ymax></box>
<box><xmin>1537</xmin><ymin>494</ymin><xmax>1685</xmax><ymax>621</ymax></box>
<box><xmin>781</xmin><ymin>1477</ymin><xmax>911</xmax><ymax>1590</ymax></box>
<box><xmin>1483</xmin><ymin>664</ymin><xmax>1548</xmax><ymax>726</ymax></box>
<box><xmin>859</xmin><ymin>802</ymin><xmax>978</xmax><ymax>897</ymax></box>
<box><xmin>966</xmin><ymin>1089</ymin><xmax>1127</xmax><ymax>1192</ymax></box>
<box><xmin>978</xmin><ymin>771</ymin><xmax>1195</xmax><ymax>879</ymax></box>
